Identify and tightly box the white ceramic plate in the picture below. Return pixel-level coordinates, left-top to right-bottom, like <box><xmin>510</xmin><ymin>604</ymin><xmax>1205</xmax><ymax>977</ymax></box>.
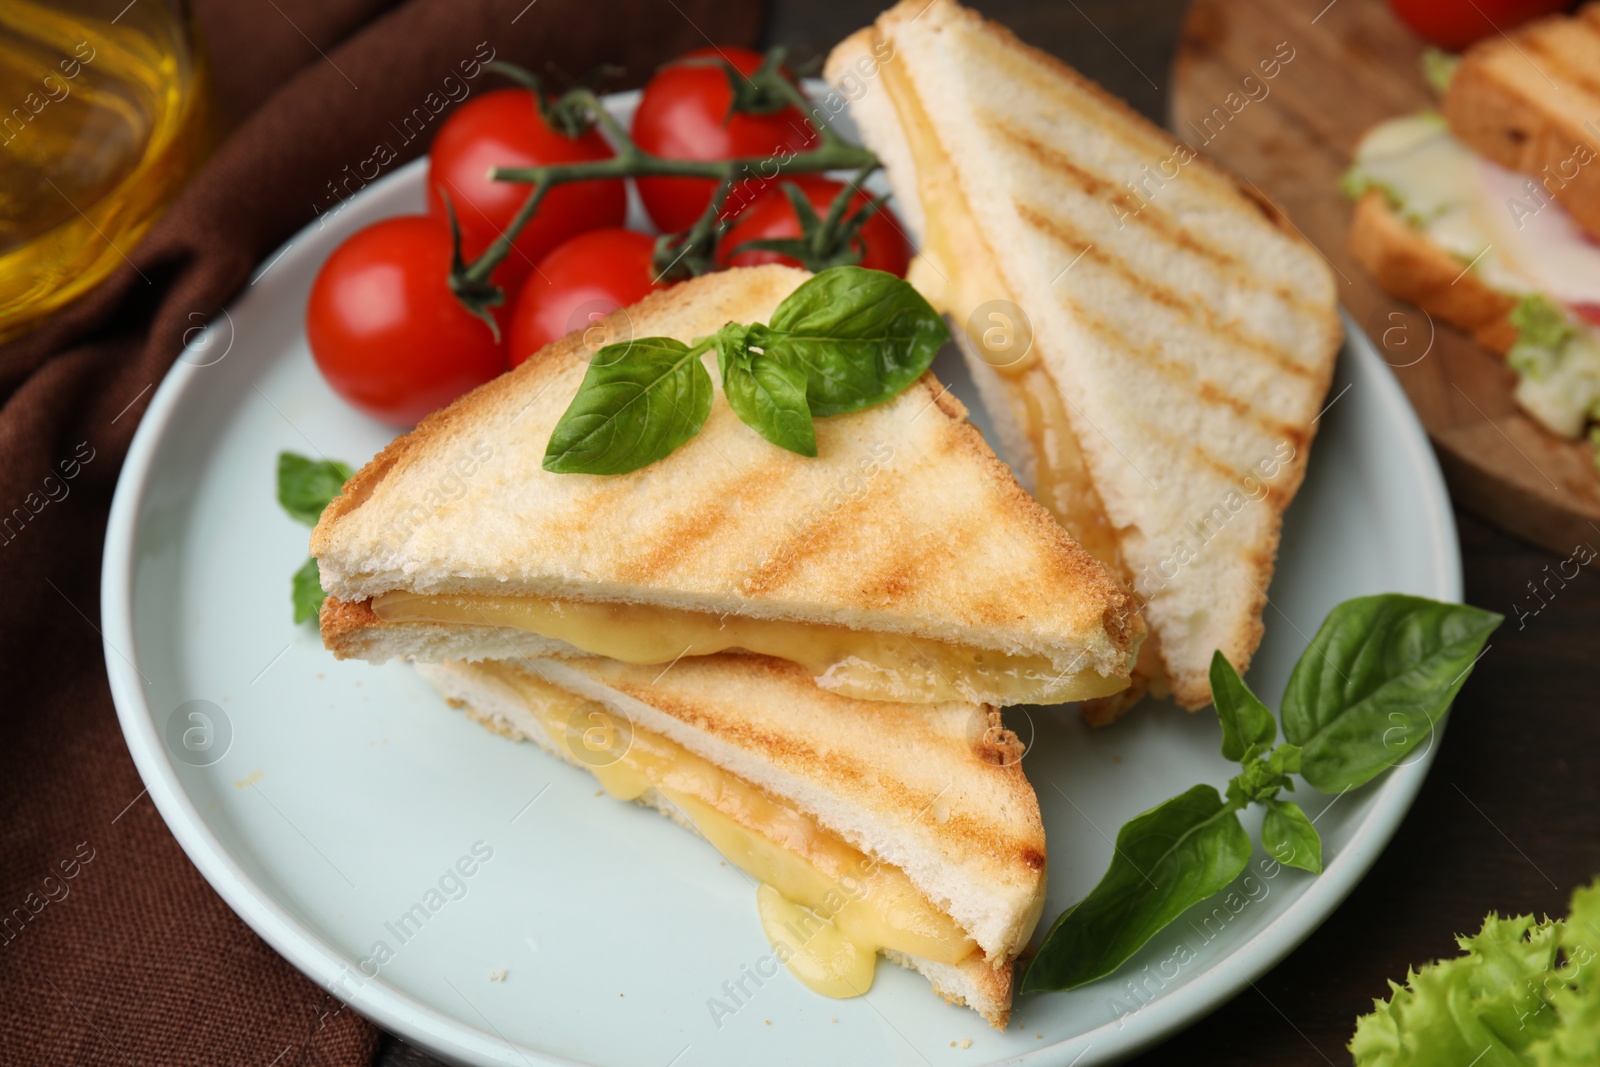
<box><xmin>103</xmin><ymin>89</ymin><xmax>1460</xmax><ymax>1067</ymax></box>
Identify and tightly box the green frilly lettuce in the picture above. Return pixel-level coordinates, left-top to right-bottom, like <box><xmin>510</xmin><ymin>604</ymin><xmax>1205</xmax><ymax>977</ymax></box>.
<box><xmin>1351</xmin><ymin>880</ymin><xmax>1600</xmax><ymax>1067</ymax></box>
<box><xmin>1507</xmin><ymin>295</ymin><xmax>1579</xmax><ymax>381</ymax></box>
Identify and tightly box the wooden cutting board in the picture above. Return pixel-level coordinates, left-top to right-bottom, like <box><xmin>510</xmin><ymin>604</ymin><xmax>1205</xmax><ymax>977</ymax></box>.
<box><xmin>1172</xmin><ymin>0</ymin><xmax>1600</xmax><ymax>557</ymax></box>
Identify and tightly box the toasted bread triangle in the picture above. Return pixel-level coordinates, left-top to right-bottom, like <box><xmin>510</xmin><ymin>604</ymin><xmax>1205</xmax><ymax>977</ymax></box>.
<box><xmin>415</xmin><ymin>652</ymin><xmax>1042</xmax><ymax>1028</ymax></box>
<box><xmin>313</xmin><ymin>265</ymin><xmax>1137</xmax><ymax>690</ymax></box>
<box><xmin>827</xmin><ymin>1</ymin><xmax>1341</xmax><ymax>709</ymax></box>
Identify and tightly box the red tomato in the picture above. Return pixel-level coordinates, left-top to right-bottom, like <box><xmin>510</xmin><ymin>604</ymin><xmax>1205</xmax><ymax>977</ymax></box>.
<box><xmin>307</xmin><ymin>216</ymin><xmax>507</xmax><ymax>426</ymax></box>
<box><xmin>426</xmin><ymin>88</ymin><xmax>625</xmax><ymax>292</ymax></box>
<box><xmin>1386</xmin><ymin>0</ymin><xmax>1569</xmax><ymax>50</ymax></box>
<box><xmin>718</xmin><ymin>177</ymin><xmax>913</xmax><ymax>277</ymax></box>
<box><xmin>1572</xmin><ymin>302</ymin><xmax>1600</xmax><ymax>327</ymax></box>
<box><xmin>631</xmin><ymin>47</ymin><xmax>819</xmax><ymax>234</ymax></box>
<box><xmin>507</xmin><ymin>228</ymin><xmax>669</xmax><ymax>367</ymax></box>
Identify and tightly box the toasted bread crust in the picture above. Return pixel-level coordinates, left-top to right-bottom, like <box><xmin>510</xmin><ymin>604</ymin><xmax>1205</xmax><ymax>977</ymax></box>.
<box><xmin>1348</xmin><ymin>191</ymin><xmax>1519</xmax><ymax>354</ymax></box>
<box><xmin>830</xmin><ymin>0</ymin><xmax>1339</xmax><ymax>710</ymax></box>
<box><xmin>319</xmin><ymin>596</ymin><xmax>583</xmax><ymax>663</ymax></box>
<box><xmin>319</xmin><ymin>595</ymin><xmax>378</xmax><ymax>648</ymax></box>
<box><xmin>1442</xmin><ymin>4</ymin><xmax>1600</xmax><ymax>241</ymax></box>
<box><xmin>883</xmin><ymin>947</ymin><xmax>1016</xmax><ymax>1029</ymax></box>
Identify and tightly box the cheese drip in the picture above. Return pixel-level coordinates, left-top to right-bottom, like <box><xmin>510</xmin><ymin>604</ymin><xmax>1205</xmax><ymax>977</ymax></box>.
<box><xmin>372</xmin><ymin>591</ymin><xmax>1126</xmax><ymax>706</ymax></box>
<box><xmin>481</xmin><ymin>663</ymin><xmax>978</xmax><ymax>997</ymax></box>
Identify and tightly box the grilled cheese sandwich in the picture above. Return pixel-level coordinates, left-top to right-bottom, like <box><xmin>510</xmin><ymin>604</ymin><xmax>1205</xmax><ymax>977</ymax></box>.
<box><xmin>416</xmin><ymin>653</ymin><xmax>1046</xmax><ymax>1027</ymax></box>
<box><xmin>828</xmin><ymin>0</ymin><xmax>1341</xmax><ymax>714</ymax></box>
<box><xmin>313</xmin><ymin>265</ymin><xmax>1140</xmax><ymax>705</ymax></box>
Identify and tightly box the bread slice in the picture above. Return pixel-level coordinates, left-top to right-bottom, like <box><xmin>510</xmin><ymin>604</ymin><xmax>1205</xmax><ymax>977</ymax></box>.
<box><xmin>313</xmin><ymin>265</ymin><xmax>1140</xmax><ymax>706</ymax></box>
<box><xmin>1441</xmin><ymin>4</ymin><xmax>1600</xmax><ymax>242</ymax></box>
<box><xmin>826</xmin><ymin>1</ymin><xmax>1341</xmax><ymax>712</ymax></box>
<box><xmin>415</xmin><ymin>653</ymin><xmax>1046</xmax><ymax>1028</ymax></box>
<box><xmin>1347</xmin><ymin>190</ymin><xmax>1519</xmax><ymax>354</ymax></box>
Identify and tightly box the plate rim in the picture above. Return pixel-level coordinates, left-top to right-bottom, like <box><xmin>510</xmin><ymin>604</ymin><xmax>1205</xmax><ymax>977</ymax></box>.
<box><xmin>102</xmin><ymin>155</ymin><xmax>1462</xmax><ymax>1067</ymax></box>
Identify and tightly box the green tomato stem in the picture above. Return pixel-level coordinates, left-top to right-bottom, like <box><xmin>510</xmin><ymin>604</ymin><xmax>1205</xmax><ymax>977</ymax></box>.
<box><xmin>448</xmin><ymin>65</ymin><xmax>880</xmax><ymax>323</ymax></box>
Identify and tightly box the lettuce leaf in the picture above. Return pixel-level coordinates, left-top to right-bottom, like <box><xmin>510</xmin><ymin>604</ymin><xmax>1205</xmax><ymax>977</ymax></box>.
<box><xmin>1422</xmin><ymin>49</ymin><xmax>1460</xmax><ymax>96</ymax></box>
<box><xmin>1351</xmin><ymin>880</ymin><xmax>1600</xmax><ymax>1067</ymax></box>
<box><xmin>1508</xmin><ymin>295</ymin><xmax>1578</xmax><ymax>378</ymax></box>
<box><xmin>1342</xmin><ymin>166</ymin><xmax>1396</xmax><ymax>205</ymax></box>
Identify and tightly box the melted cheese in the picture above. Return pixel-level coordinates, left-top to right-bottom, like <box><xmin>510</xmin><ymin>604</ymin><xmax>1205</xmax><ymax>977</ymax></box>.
<box><xmin>487</xmin><ymin>664</ymin><xmax>977</xmax><ymax>998</ymax></box>
<box><xmin>372</xmin><ymin>591</ymin><xmax>1127</xmax><ymax>705</ymax></box>
<box><xmin>878</xmin><ymin>55</ymin><xmax>1129</xmax><ymax>577</ymax></box>
<box><xmin>1014</xmin><ymin>369</ymin><xmax>1125</xmax><ymax>570</ymax></box>
<box><xmin>881</xmin><ymin>57</ymin><xmax>1031</xmax><ymax>374</ymax></box>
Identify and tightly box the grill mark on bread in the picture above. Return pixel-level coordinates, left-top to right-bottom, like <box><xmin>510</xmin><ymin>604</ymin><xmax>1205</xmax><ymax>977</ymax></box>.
<box><xmin>914</xmin><ymin>377</ymin><xmax>1136</xmax><ymax>635</ymax></box>
<box><xmin>613</xmin><ymin>499</ymin><xmax>734</xmax><ymax>583</ymax></box>
<box><xmin>961</xmin><ymin>22</ymin><xmax>1200</xmax><ymax>181</ymax></box>
<box><xmin>953</xmin><ymin>15</ymin><xmax>1253</xmax><ymax>215</ymax></box>
<box><xmin>853</xmin><ymin>519</ymin><xmax>980</xmax><ymax>611</ymax></box>
<box><xmin>611</xmin><ymin>463</ymin><xmax>788</xmax><ymax>583</ymax></box>
<box><xmin>983</xmin><ymin>114</ymin><xmax>1327</xmax><ymax>317</ymax></box>
<box><xmin>985</xmin><ymin>117</ymin><xmax>1158</xmax><ymax>235</ymax></box>
<box><xmin>1015</xmin><ymin>201</ymin><xmax>1317</xmax><ymax>378</ymax></box>
<box><xmin>1060</xmin><ymin>294</ymin><xmax>1315</xmax><ymax>441</ymax></box>
<box><xmin>735</xmin><ymin>483</ymin><xmax>885</xmax><ymax>598</ymax></box>
<box><xmin>1193</xmin><ymin>382</ymin><xmax>1306</xmax><ymax>450</ymax></box>
<box><xmin>606</xmin><ymin>672</ymin><xmax>1043</xmax><ymax>863</ymax></box>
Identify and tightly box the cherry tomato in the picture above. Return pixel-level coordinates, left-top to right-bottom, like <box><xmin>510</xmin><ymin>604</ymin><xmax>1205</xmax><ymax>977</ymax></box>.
<box><xmin>507</xmin><ymin>228</ymin><xmax>669</xmax><ymax>367</ymax></box>
<box><xmin>718</xmin><ymin>177</ymin><xmax>913</xmax><ymax>277</ymax></box>
<box><xmin>631</xmin><ymin>47</ymin><xmax>819</xmax><ymax>234</ymax></box>
<box><xmin>307</xmin><ymin>215</ymin><xmax>507</xmax><ymax>426</ymax></box>
<box><xmin>1386</xmin><ymin>0</ymin><xmax>1569</xmax><ymax>51</ymax></box>
<box><xmin>426</xmin><ymin>88</ymin><xmax>625</xmax><ymax>293</ymax></box>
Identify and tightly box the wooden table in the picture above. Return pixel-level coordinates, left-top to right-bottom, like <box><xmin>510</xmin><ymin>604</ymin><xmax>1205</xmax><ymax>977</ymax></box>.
<box><xmin>382</xmin><ymin>2</ymin><xmax>1600</xmax><ymax>1062</ymax></box>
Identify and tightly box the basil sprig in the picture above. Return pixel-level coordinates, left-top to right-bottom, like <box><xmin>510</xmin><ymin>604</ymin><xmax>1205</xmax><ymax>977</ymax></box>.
<box><xmin>542</xmin><ymin>267</ymin><xmax>947</xmax><ymax>475</ymax></box>
<box><xmin>277</xmin><ymin>451</ymin><xmax>353</xmax><ymax>624</ymax></box>
<box><xmin>1020</xmin><ymin>594</ymin><xmax>1502</xmax><ymax>994</ymax></box>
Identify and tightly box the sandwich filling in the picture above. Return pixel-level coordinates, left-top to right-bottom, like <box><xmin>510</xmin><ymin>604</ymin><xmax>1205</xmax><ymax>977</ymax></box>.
<box><xmin>371</xmin><ymin>591</ymin><xmax>1126</xmax><ymax>705</ymax></box>
<box><xmin>1347</xmin><ymin>113</ymin><xmax>1600</xmax><ymax>441</ymax></box>
<box><xmin>469</xmin><ymin>661</ymin><xmax>985</xmax><ymax>997</ymax></box>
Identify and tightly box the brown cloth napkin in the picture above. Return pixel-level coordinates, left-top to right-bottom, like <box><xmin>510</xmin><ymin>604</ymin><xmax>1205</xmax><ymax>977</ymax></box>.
<box><xmin>0</xmin><ymin>1</ymin><xmax>762</xmax><ymax>1062</ymax></box>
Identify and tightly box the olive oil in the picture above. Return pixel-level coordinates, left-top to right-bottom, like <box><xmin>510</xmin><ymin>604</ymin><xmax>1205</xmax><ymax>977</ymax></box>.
<box><xmin>0</xmin><ymin>0</ymin><xmax>207</xmax><ymax>342</ymax></box>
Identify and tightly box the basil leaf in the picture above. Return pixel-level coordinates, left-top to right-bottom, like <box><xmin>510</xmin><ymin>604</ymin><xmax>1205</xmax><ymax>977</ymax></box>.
<box><xmin>544</xmin><ymin>337</ymin><xmax>713</xmax><ymax>475</ymax></box>
<box><xmin>751</xmin><ymin>266</ymin><xmax>947</xmax><ymax>418</ymax></box>
<box><xmin>1210</xmin><ymin>651</ymin><xmax>1276</xmax><ymax>762</ymax></box>
<box><xmin>716</xmin><ymin>325</ymin><xmax>816</xmax><ymax>457</ymax></box>
<box><xmin>1282</xmin><ymin>596</ymin><xmax>1503</xmax><ymax>792</ymax></box>
<box><xmin>1020</xmin><ymin>784</ymin><xmax>1250</xmax><ymax>992</ymax></box>
<box><xmin>1262</xmin><ymin>799</ymin><xmax>1322</xmax><ymax>874</ymax></box>
<box><xmin>277</xmin><ymin>452</ymin><xmax>353</xmax><ymax>527</ymax></box>
<box><xmin>292</xmin><ymin>556</ymin><xmax>325</xmax><ymax>625</ymax></box>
